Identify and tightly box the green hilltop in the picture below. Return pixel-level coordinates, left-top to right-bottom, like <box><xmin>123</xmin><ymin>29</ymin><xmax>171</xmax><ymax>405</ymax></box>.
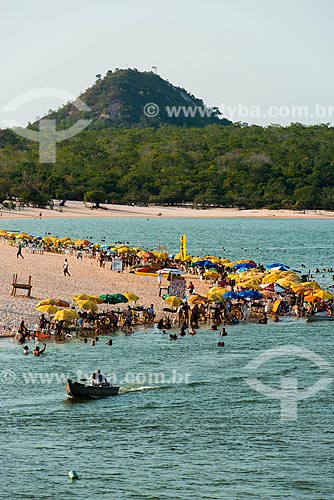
<box><xmin>36</xmin><ymin>68</ymin><xmax>229</xmax><ymax>129</ymax></box>
<box><xmin>0</xmin><ymin>69</ymin><xmax>334</xmax><ymax>210</ymax></box>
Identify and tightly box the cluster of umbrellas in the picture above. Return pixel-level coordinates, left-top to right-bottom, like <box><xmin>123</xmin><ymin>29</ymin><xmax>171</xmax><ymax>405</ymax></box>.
<box><xmin>219</xmin><ymin>263</ymin><xmax>333</xmax><ymax>302</ymax></box>
<box><xmin>35</xmin><ymin>291</ymin><xmax>140</xmax><ymax>323</ymax></box>
<box><xmin>36</xmin><ymin>298</ymin><xmax>78</xmax><ymax>322</ymax></box>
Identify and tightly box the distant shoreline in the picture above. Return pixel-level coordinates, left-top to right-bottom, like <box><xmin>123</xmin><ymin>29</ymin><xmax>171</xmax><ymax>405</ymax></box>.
<box><xmin>1</xmin><ymin>201</ymin><xmax>334</xmax><ymax>220</ymax></box>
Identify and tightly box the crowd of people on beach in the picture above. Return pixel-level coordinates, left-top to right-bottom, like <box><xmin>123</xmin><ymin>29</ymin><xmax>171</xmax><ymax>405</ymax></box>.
<box><xmin>2</xmin><ymin>229</ymin><xmax>333</xmax><ymax>356</ymax></box>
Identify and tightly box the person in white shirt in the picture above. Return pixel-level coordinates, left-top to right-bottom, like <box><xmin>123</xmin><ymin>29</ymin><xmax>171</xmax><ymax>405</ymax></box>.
<box><xmin>157</xmin><ymin>270</ymin><xmax>163</xmax><ymax>288</ymax></box>
<box><xmin>63</xmin><ymin>259</ymin><xmax>70</xmax><ymax>277</ymax></box>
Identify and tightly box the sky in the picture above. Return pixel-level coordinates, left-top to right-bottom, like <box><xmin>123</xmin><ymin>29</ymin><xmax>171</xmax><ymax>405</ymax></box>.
<box><xmin>0</xmin><ymin>0</ymin><xmax>333</xmax><ymax>126</ymax></box>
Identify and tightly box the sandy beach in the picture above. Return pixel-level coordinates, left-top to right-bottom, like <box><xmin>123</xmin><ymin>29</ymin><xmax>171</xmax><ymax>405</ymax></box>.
<box><xmin>0</xmin><ymin>241</ymin><xmax>208</xmax><ymax>334</ymax></box>
<box><xmin>1</xmin><ymin>201</ymin><xmax>334</xmax><ymax>219</ymax></box>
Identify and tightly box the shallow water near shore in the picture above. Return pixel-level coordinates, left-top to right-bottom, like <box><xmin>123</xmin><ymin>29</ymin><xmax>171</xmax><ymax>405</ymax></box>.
<box><xmin>1</xmin><ymin>216</ymin><xmax>334</xmax><ymax>269</ymax></box>
<box><xmin>1</xmin><ymin>321</ymin><xmax>334</xmax><ymax>499</ymax></box>
<box><xmin>1</xmin><ymin>218</ymin><xmax>334</xmax><ymax>499</ymax></box>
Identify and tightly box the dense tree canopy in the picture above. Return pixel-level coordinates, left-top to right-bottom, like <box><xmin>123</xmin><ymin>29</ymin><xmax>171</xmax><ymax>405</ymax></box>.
<box><xmin>0</xmin><ymin>122</ymin><xmax>334</xmax><ymax>209</ymax></box>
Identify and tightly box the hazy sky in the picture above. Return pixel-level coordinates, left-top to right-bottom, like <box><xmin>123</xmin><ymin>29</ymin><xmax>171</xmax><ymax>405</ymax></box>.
<box><xmin>1</xmin><ymin>0</ymin><xmax>333</xmax><ymax>126</ymax></box>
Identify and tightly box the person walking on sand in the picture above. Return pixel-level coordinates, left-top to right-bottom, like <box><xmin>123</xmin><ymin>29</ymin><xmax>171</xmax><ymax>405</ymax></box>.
<box><xmin>157</xmin><ymin>269</ymin><xmax>163</xmax><ymax>289</ymax></box>
<box><xmin>17</xmin><ymin>243</ymin><xmax>24</xmax><ymax>259</ymax></box>
<box><xmin>63</xmin><ymin>258</ymin><xmax>70</xmax><ymax>277</ymax></box>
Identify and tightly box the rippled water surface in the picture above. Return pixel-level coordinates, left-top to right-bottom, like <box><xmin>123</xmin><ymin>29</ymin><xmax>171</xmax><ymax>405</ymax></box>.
<box><xmin>0</xmin><ymin>218</ymin><xmax>334</xmax><ymax>499</ymax></box>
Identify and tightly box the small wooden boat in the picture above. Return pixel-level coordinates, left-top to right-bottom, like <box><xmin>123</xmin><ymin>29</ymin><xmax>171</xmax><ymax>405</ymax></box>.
<box><xmin>65</xmin><ymin>379</ymin><xmax>120</xmax><ymax>399</ymax></box>
<box><xmin>307</xmin><ymin>313</ymin><xmax>334</xmax><ymax>322</ymax></box>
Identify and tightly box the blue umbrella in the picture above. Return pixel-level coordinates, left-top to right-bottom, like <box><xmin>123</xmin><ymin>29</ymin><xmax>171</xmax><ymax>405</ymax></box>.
<box><xmin>233</xmin><ymin>263</ymin><xmax>253</xmax><ymax>270</ymax></box>
<box><xmin>238</xmin><ymin>290</ymin><xmax>263</xmax><ymax>299</ymax></box>
<box><xmin>266</xmin><ymin>263</ymin><xmax>290</xmax><ymax>270</ymax></box>
<box><xmin>194</xmin><ymin>260</ymin><xmax>218</xmax><ymax>268</ymax></box>
<box><xmin>223</xmin><ymin>291</ymin><xmax>239</xmax><ymax>300</ymax></box>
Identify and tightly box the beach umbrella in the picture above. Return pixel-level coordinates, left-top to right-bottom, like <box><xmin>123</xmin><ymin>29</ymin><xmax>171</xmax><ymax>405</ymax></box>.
<box><xmin>75</xmin><ymin>239</ymin><xmax>91</xmax><ymax>247</ymax></box>
<box><xmin>123</xmin><ymin>292</ymin><xmax>139</xmax><ymax>302</ymax></box>
<box><xmin>37</xmin><ymin>298</ymin><xmax>70</xmax><ymax>307</ymax></box>
<box><xmin>36</xmin><ymin>304</ymin><xmax>59</xmax><ymax>314</ymax></box>
<box><xmin>194</xmin><ymin>260</ymin><xmax>218</xmax><ymax>268</ymax></box>
<box><xmin>115</xmin><ymin>246</ymin><xmax>130</xmax><ymax>253</ymax></box>
<box><xmin>16</xmin><ymin>233</ymin><xmax>32</xmax><ymax>240</ymax></box>
<box><xmin>53</xmin><ymin>309</ymin><xmax>78</xmax><ymax>322</ymax></box>
<box><xmin>164</xmin><ymin>296</ymin><xmax>183</xmax><ymax>307</ymax></box>
<box><xmin>99</xmin><ymin>293</ymin><xmax>128</xmax><ymax>304</ymax></box>
<box><xmin>291</xmin><ymin>285</ymin><xmax>310</xmax><ymax>295</ymax></box>
<box><xmin>204</xmin><ymin>270</ymin><xmax>219</xmax><ymax>278</ymax></box>
<box><xmin>240</xmin><ymin>282</ymin><xmax>262</xmax><ymax>291</ymax></box>
<box><xmin>233</xmin><ymin>263</ymin><xmax>254</xmax><ymax>271</ymax></box>
<box><xmin>207</xmin><ymin>287</ymin><xmax>228</xmax><ymax>300</ymax></box>
<box><xmin>137</xmin><ymin>250</ymin><xmax>155</xmax><ymax>259</ymax></box>
<box><xmin>313</xmin><ymin>290</ymin><xmax>333</xmax><ymax>300</ymax></box>
<box><xmin>204</xmin><ymin>256</ymin><xmax>221</xmax><ymax>264</ymax></box>
<box><xmin>37</xmin><ymin>298</ymin><xmax>57</xmax><ymax>306</ymax></box>
<box><xmin>73</xmin><ymin>294</ymin><xmax>90</xmax><ymax>302</ymax></box>
<box><xmin>87</xmin><ymin>296</ymin><xmax>104</xmax><ymax>304</ymax></box>
<box><xmin>54</xmin><ymin>298</ymin><xmax>70</xmax><ymax>307</ymax></box>
<box><xmin>301</xmin><ymin>281</ymin><xmax>321</xmax><ymax>289</ymax></box>
<box><xmin>266</xmin><ymin>263</ymin><xmax>290</xmax><ymax>270</ymax></box>
<box><xmin>238</xmin><ymin>290</ymin><xmax>263</xmax><ymax>299</ymax></box>
<box><xmin>76</xmin><ymin>300</ymin><xmax>98</xmax><ymax>311</ymax></box>
<box><xmin>223</xmin><ymin>291</ymin><xmax>239</xmax><ymax>300</ymax></box>
<box><xmin>187</xmin><ymin>294</ymin><xmax>207</xmax><ymax>305</ymax></box>
<box><xmin>275</xmin><ymin>278</ymin><xmax>298</xmax><ymax>288</ymax></box>
<box><xmin>260</xmin><ymin>283</ymin><xmax>286</xmax><ymax>293</ymax></box>
<box><xmin>304</xmin><ymin>295</ymin><xmax>321</xmax><ymax>303</ymax></box>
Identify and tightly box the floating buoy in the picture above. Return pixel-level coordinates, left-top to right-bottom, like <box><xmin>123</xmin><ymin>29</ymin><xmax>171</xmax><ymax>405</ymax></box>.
<box><xmin>69</xmin><ymin>470</ymin><xmax>79</xmax><ymax>480</ymax></box>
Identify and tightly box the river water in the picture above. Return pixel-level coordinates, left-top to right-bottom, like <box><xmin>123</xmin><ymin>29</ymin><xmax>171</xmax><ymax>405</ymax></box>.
<box><xmin>0</xmin><ymin>218</ymin><xmax>333</xmax><ymax>499</ymax></box>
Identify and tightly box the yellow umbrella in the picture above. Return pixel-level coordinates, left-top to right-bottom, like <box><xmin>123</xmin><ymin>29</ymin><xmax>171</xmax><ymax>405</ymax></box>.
<box><xmin>276</xmin><ymin>278</ymin><xmax>299</xmax><ymax>288</ymax></box>
<box><xmin>164</xmin><ymin>296</ymin><xmax>183</xmax><ymax>307</ymax></box>
<box><xmin>115</xmin><ymin>246</ymin><xmax>130</xmax><ymax>253</ymax></box>
<box><xmin>73</xmin><ymin>294</ymin><xmax>90</xmax><ymax>302</ymax></box>
<box><xmin>207</xmin><ymin>287</ymin><xmax>227</xmax><ymax>297</ymax></box>
<box><xmin>37</xmin><ymin>298</ymin><xmax>57</xmax><ymax>306</ymax></box>
<box><xmin>76</xmin><ymin>300</ymin><xmax>98</xmax><ymax>311</ymax></box>
<box><xmin>187</xmin><ymin>295</ymin><xmax>207</xmax><ymax>304</ymax></box>
<box><xmin>88</xmin><ymin>296</ymin><xmax>104</xmax><ymax>304</ymax></box>
<box><xmin>16</xmin><ymin>233</ymin><xmax>32</xmax><ymax>240</ymax></box>
<box><xmin>291</xmin><ymin>285</ymin><xmax>310</xmax><ymax>294</ymax></box>
<box><xmin>36</xmin><ymin>304</ymin><xmax>59</xmax><ymax>314</ymax></box>
<box><xmin>37</xmin><ymin>298</ymin><xmax>70</xmax><ymax>307</ymax></box>
<box><xmin>301</xmin><ymin>281</ymin><xmax>321</xmax><ymax>289</ymax></box>
<box><xmin>204</xmin><ymin>271</ymin><xmax>219</xmax><ymax>278</ymax></box>
<box><xmin>123</xmin><ymin>292</ymin><xmax>139</xmax><ymax>302</ymax></box>
<box><xmin>240</xmin><ymin>282</ymin><xmax>262</xmax><ymax>291</ymax></box>
<box><xmin>53</xmin><ymin>309</ymin><xmax>78</xmax><ymax>322</ymax></box>
<box><xmin>314</xmin><ymin>290</ymin><xmax>333</xmax><ymax>300</ymax></box>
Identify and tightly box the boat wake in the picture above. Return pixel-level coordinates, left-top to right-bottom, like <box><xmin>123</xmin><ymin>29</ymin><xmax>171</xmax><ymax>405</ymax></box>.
<box><xmin>119</xmin><ymin>385</ymin><xmax>167</xmax><ymax>394</ymax></box>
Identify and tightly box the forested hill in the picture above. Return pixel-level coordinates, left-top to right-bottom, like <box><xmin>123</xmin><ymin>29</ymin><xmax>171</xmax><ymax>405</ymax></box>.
<box><xmin>31</xmin><ymin>69</ymin><xmax>229</xmax><ymax>129</ymax></box>
<box><xmin>0</xmin><ymin>122</ymin><xmax>334</xmax><ymax>209</ymax></box>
